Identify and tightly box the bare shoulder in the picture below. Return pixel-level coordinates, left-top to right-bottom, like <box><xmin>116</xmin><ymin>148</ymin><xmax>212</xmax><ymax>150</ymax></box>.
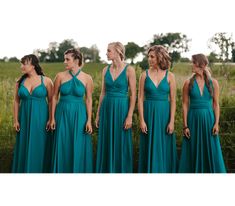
<box><xmin>102</xmin><ymin>65</ymin><xmax>109</xmax><ymax>75</ymax></box>
<box><xmin>167</xmin><ymin>71</ymin><xmax>175</xmax><ymax>80</ymax></box>
<box><xmin>183</xmin><ymin>78</ymin><xmax>190</xmax><ymax>87</ymax></box>
<box><xmin>140</xmin><ymin>70</ymin><xmax>147</xmax><ymax>78</ymax></box>
<box><xmin>81</xmin><ymin>71</ymin><xmax>93</xmax><ymax>82</ymax></box>
<box><xmin>211</xmin><ymin>78</ymin><xmax>219</xmax><ymax>88</ymax></box>
<box><xmin>126</xmin><ymin>64</ymin><xmax>135</xmax><ymax>73</ymax></box>
<box><xmin>43</xmin><ymin>76</ymin><xmax>53</xmax><ymax>84</ymax></box>
<box><xmin>15</xmin><ymin>82</ymin><xmax>20</xmax><ymax>89</ymax></box>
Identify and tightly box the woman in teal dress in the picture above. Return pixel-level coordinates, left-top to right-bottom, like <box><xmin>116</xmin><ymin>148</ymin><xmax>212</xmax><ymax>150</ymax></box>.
<box><xmin>50</xmin><ymin>48</ymin><xmax>93</xmax><ymax>173</ymax></box>
<box><xmin>179</xmin><ymin>54</ymin><xmax>226</xmax><ymax>173</ymax></box>
<box><xmin>12</xmin><ymin>54</ymin><xmax>53</xmax><ymax>173</ymax></box>
<box><xmin>138</xmin><ymin>45</ymin><xmax>178</xmax><ymax>173</ymax></box>
<box><xmin>95</xmin><ymin>42</ymin><xmax>136</xmax><ymax>173</ymax></box>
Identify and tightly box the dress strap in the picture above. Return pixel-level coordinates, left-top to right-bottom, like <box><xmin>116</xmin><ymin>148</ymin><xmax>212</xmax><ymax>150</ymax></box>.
<box><xmin>74</xmin><ymin>69</ymin><xmax>81</xmax><ymax>77</ymax></box>
<box><xmin>146</xmin><ymin>69</ymin><xmax>149</xmax><ymax>77</ymax></box>
<box><xmin>21</xmin><ymin>77</ymin><xmax>27</xmax><ymax>85</ymax></box>
<box><xmin>165</xmin><ymin>70</ymin><xmax>169</xmax><ymax>79</ymax></box>
<box><xmin>124</xmin><ymin>64</ymin><xmax>129</xmax><ymax>71</ymax></box>
<box><xmin>69</xmin><ymin>69</ymin><xmax>81</xmax><ymax>77</ymax></box>
<box><xmin>41</xmin><ymin>75</ymin><xmax>44</xmax><ymax>84</ymax></box>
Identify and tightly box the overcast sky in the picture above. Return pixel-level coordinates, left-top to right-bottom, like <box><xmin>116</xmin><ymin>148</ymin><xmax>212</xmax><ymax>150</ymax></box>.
<box><xmin>0</xmin><ymin>0</ymin><xmax>234</xmax><ymax>61</ymax></box>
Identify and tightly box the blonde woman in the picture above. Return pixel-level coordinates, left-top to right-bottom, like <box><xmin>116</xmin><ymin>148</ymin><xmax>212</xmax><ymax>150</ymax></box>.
<box><xmin>138</xmin><ymin>45</ymin><xmax>178</xmax><ymax>173</ymax></box>
<box><xmin>95</xmin><ymin>42</ymin><xmax>136</xmax><ymax>173</ymax></box>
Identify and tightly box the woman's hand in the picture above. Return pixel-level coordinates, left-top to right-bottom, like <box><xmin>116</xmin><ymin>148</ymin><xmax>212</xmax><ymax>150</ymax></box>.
<box><xmin>167</xmin><ymin>121</ymin><xmax>174</xmax><ymax>134</ymax></box>
<box><xmin>212</xmin><ymin>123</ymin><xmax>219</xmax><ymax>135</ymax></box>
<box><xmin>50</xmin><ymin>118</ymin><xmax>56</xmax><ymax>130</ymax></box>
<box><xmin>140</xmin><ymin>120</ymin><xmax>148</xmax><ymax>134</ymax></box>
<box><xmin>86</xmin><ymin>121</ymin><xmax>93</xmax><ymax>134</ymax></box>
<box><xmin>95</xmin><ymin>114</ymin><xmax>99</xmax><ymax>128</ymax></box>
<box><xmin>124</xmin><ymin>116</ymin><xmax>132</xmax><ymax>130</ymax></box>
<box><xmin>183</xmin><ymin>127</ymin><xmax>190</xmax><ymax>139</ymax></box>
<box><xmin>14</xmin><ymin>121</ymin><xmax>20</xmax><ymax>132</ymax></box>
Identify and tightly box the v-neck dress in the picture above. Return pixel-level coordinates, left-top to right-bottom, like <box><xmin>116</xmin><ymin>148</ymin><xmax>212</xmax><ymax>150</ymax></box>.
<box><xmin>96</xmin><ymin>64</ymin><xmax>133</xmax><ymax>173</ymax></box>
<box><xmin>138</xmin><ymin>69</ymin><xmax>178</xmax><ymax>173</ymax></box>
<box><xmin>12</xmin><ymin>75</ymin><xmax>52</xmax><ymax>173</ymax></box>
<box><xmin>178</xmin><ymin>78</ymin><xmax>226</xmax><ymax>173</ymax></box>
<box><xmin>51</xmin><ymin>70</ymin><xmax>93</xmax><ymax>173</ymax></box>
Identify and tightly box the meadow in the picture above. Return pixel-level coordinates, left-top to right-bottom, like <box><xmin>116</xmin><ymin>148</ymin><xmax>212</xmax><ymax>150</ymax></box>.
<box><xmin>0</xmin><ymin>62</ymin><xmax>235</xmax><ymax>172</ymax></box>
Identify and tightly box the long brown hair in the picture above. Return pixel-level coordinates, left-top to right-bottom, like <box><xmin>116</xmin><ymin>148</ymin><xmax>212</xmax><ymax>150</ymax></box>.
<box><xmin>148</xmin><ymin>45</ymin><xmax>171</xmax><ymax>70</ymax></box>
<box><xmin>189</xmin><ymin>54</ymin><xmax>213</xmax><ymax>96</ymax></box>
<box><xmin>17</xmin><ymin>54</ymin><xmax>44</xmax><ymax>86</ymax></box>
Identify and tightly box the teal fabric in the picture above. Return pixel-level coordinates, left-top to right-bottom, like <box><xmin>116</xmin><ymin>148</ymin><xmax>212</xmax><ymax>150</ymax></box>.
<box><xmin>51</xmin><ymin>70</ymin><xmax>93</xmax><ymax>173</ymax></box>
<box><xmin>179</xmin><ymin>78</ymin><xmax>226</xmax><ymax>173</ymax></box>
<box><xmin>138</xmin><ymin>70</ymin><xmax>178</xmax><ymax>173</ymax></box>
<box><xmin>96</xmin><ymin>64</ymin><xmax>133</xmax><ymax>173</ymax></box>
<box><xmin>12</xmin><ymin>76</ymin><xmax>52</xmax><ymax>173</ymax></box>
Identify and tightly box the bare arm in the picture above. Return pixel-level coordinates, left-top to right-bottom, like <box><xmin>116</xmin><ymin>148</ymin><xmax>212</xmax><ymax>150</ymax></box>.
<box><xmin>182</xmin><ymin>80</ymin><xmax>190</xmax><ymax>138</ymax></box>
<box><xmin>13</xmin><ymin>83</ymin><xmax>20</xmax><ymax>132</ymax></box>
<box><xmin>50</xmin><ymin>74</ymin><xmax>61</xmax><ymax>130</ymax></box>
<box><xmin>127</xmin><ymin>66</ymin><xmax>136</xmax><ymax>118</ymax></box>
<box><xmin>95</xmin><ymin>67</ymin><xmax>107</xmax><ymax>128</ymax></box>
<box><xmin>85</xmin><ymin>75</ymin><xmax>94</xmax><ymax>134</ymax></box>
<box><xmin>138</xmin><ymin>72</ymin><xmax>147</xmax><ymax>134</ymax></box>
<box><xmin>212</xmin><ymin>78</ymin><xmax>220</xmax><ymax>135</ymax></box>
<box><xmin>45</xmin><ymin>77</ymin><xmax>54</xmax><ymax>130</ymax></box>
<box><xmin>123</xmin><ymin>66</ymin><xmax>136</xmax><ymax>130</ymax></box>
<box><xmin>167</xmin><ymin>72</ymin><xmax>176</xmax><ymax>134</ymax></box>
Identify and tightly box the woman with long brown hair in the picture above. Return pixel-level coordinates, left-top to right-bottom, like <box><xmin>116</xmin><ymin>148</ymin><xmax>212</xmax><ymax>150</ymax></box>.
<box><xmin>12</xmin><ymin>54</ymin><xmax>53</xmax><ymax>173</ymax></box>
<box><xmin>178</xmin><ymin>54</ymin><xmax>226</xmax><ymax>173</ymax></box>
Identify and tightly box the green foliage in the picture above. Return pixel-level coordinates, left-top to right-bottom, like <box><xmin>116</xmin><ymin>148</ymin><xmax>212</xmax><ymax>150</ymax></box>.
<box><xmin>0</xmin><ymin>62</ymin><xmax>235</xmax><ymax>172</ymax></box>
<box><xmin>125</xmin><ymin>42</ymin><xmax>143</xmax><ymax>64</ymax></box>
<box><xmin>208</xmin><ymin>33</ymin><xmax>234</xmax><ymax>61</ymax></box>
<box><xmin>139</xmin><ymin>33</ymin><xmax>190</xmax><ymax>69</ymax></box>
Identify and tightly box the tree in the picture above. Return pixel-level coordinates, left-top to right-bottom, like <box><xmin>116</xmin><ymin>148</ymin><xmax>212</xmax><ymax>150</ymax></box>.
<box><xmin>232</xmin><ymin>42</ymin><xmax>235</xmax><ymax>62</ymax></box>
<box><xmin>125</xmin><ymin>42</ymin><xmax>143</xmax><ymax>64</ymax></box>
<box><xmin>80</xmin><ymin>45</ymin><xmax>101</xmax><ymax>63</ymax></box>
<box><xmin>34</xmin><ymin>49</ymin><xmax>49</xmax><ymax>62</ymax></box>
<box><xmin>57</xmin><ymin>39</ymin><xmax>78</xmax><ymax>61</ymax></box>
<box><xmin>208</xmin><ymin>32</ymin><xmax>233</xmax><ymax>61</ymax></box>
<box><xmin>48</xmin><ymin>42</ymin><xmax>59</xmax><ymax>62</ymax></box>
<box><xmin>151</xmin><ymin>33</ymin><xmax>190</xmax><ymax>66</ymax></box>
<box><xmin>139</xmin><ymin>33</ymin><xmax>190</xmax><ymax>69</ymax></box>
<box><xmin>8</xmin><ymin>57</ymin><xmax>19</xmax><ymax>62</ymax></box>
<box><xmin>208</xmin><ymin>33</ymin><xmax>234</xmax><ymax>80</ymax></box>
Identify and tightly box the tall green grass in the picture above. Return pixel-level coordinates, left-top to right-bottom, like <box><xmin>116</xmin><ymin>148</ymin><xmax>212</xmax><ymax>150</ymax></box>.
<box><xmin>0</xmin><ymin>62</ymin><xmax>235</xmax><ymax>172</ymax></box>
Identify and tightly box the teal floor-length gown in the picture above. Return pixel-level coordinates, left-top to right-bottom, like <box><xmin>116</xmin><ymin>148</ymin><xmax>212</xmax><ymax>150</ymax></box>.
<box><xmin>178</xmin><ymin>78</ymin><xmax>226</xmax><ymax>173</ymax></box>
<box><xmin>12</xmin><ymin>76</ymin><xmax>52</xmax><ymax>173</ymax></box>
<box><xmin>138</xmin><ymin>70</ymin><xmax>178</xmax><ymax>173</ymax></box>
<box><xmin>96</xmin><ymin>64</ymin><xmax>133</xmax><ymax>173</ymax></box>
<box><xmin>51</xmin><ymin>70</ymin><xmax>93</xmax><ymax>173</ymax></box>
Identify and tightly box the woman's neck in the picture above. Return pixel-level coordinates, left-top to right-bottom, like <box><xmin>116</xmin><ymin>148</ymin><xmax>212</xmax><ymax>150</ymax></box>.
<box><xmin>112</xmin><ymin>59</ymin><xmax>125</xmax><ymax>70</ymax></box>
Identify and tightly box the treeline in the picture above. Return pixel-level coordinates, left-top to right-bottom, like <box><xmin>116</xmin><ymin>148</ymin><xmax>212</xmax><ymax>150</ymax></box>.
<box><xmin>1</xmin><ymin>32</ymin><xmax>235</xmax><ymax>66</ymax></box>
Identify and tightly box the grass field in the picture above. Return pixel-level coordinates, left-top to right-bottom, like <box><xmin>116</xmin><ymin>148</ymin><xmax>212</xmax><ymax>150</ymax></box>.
<box><xmin>0</xmin><ymin>62</ymin><xmax>235</xmax><ymax>172</ymax></box>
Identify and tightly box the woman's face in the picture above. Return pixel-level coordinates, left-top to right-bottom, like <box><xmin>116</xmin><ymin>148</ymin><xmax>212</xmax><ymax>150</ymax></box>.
<box><xmin>20</xmin><ymin>60</ymin><xmax>34</xmax><ymax>74</ymax></box>
<box><xmin>64</xmin><ymin>53</ymin><xmax>77</xmax><ymax>70</ymax></box>
<box><xmin>192</xmin><ymin>60</ymin><xmax>202</xmax><ymax>73</ymax></box>
<box><xmin>148</xmin><ymin>51</ymin><xmax>158</xmax><ymax>69</ymax></box>
<box><xmin>106</xmin><ymin>45</ymin><xmax>117</xmax><ymax>61</ymax></box>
